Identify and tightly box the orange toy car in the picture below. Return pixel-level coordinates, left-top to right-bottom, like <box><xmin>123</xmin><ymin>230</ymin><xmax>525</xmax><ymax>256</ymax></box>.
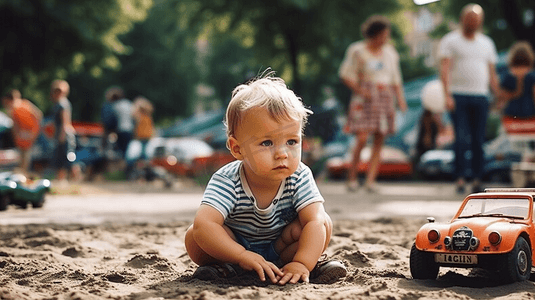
<box><xmin>410</xmin><ymin>188</ymin><xmax>535</xmax><ymax>282</ymax></box>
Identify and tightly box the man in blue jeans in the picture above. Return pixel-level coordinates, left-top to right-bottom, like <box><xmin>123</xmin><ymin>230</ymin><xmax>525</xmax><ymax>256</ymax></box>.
<box><xmin>438</xmin><ymin>3</ymin><xmax>500</xmax><ymax>193</ymax></box>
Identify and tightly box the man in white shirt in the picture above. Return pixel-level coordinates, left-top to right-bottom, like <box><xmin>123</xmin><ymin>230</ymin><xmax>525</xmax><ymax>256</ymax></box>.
<box><xmin>110</xmin><ymin>88</ymin><xmax>134</xmax><ymax>158</ymax></box>
<box><xmin>438</xmin><ymin>3</ymin><xmax>500</xmax><ymax>194</ymax></box>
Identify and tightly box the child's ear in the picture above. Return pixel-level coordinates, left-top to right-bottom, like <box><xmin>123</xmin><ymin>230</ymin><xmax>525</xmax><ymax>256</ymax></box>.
<box><xmin>227</xmin><ymin>136</ymin><xmax>244</xmax><ymax>160</ymax></box>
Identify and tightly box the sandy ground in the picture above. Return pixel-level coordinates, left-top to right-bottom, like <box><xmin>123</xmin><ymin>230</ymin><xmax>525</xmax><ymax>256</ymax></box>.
<box><xmin>1</xmin><ymin>180</ymin><xmax>535</xmax><ymax>299</ymax></box>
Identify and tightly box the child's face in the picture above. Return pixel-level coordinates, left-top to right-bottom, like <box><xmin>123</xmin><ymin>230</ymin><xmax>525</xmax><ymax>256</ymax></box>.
<box><xmin>232</xmin><ymin>107</ymin><xmax>302</xmax><ymax>184</ymax></box>
<box><xmin>50</xmin><ymin>88</ymin><xmax>63</xmax><ymax>102</ymax></box>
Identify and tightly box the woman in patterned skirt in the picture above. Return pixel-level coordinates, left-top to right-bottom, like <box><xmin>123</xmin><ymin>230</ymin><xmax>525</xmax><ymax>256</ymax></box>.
<box><xmin>338</xmin><ymin>15</ymin><xmax>407</xmax><ymax>192</ymax></box>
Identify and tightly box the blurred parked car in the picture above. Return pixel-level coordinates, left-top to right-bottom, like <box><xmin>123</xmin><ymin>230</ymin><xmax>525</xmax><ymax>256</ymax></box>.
<box><xmin>32</xmin><ymin>118</ymin><xmax>111</xmax><ymax>175</ymax></box>
<box><xmin>161</xmin><ymin>109</ymin><xmax>225</xmax><ymax>139</ymax></box>
<box><xmin>318</xmin><ymin>105</ymin><xmax>421</xmax><ymax>179</ymax></box>
<box><xmin>191</xmin><ymin>121</ymin><xmax>228</xmax><ymax>150</ymax></box>
<box><xmin>150</xmin><ymin>137</ymin><xmax>235</xmax><ymax>177</ymax></box>
<box><xmin>416</xmin><ymin>133</ymin><xmax>522</xmax><ymax>182</ymax></box>
<box><xmin>0</xmin><ymin>149</ymin><xmax>20</xmax><ymax>171</ymax></box>
<box><xmin>325</xmin><ymin>145</ymin><xmax>413</xmax><ymax>179</ymax></box>
<box><xmin>73</xmin><ymin>122</ymin><xmax>110</xmax><ymax>180</ymax></box>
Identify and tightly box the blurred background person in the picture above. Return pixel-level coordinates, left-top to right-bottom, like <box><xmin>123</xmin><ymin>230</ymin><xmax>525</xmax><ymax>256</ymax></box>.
<box><xmin>438</xmin><ymin>3</ymin><xmax>500</xmax><ymax>194</ymax></box>
<box><xmin>132</xmin><ymin>96</ymin><xmax>154</xmax><ymax>161</ymax></box>
<box><xmin>125</xmin><ymin>95</ymin><xmax>154</xmax><ymax>179</ymax></box>
<box><xmin>1</xmin><ymin>89</ymin><xmax>42</xmax><ymax>176</ymax></box>
<box><xmin>49</xmin><ymin>80</ymin><xmax>78</xmax><ymax>183</ymax></box>
<box><xmin>102</xmin><ymin>87</ymin><xmax>119</xmax><ymax>151</ymax></box>
<box><xmin>111</xmin><ymin>87</ymin><xmax>134</xmax><ymax>160</ymax></box>
<box><xmin>413</xmin><ymin>109</ymin><xmax>442</xmax><ymax>169</ymax></box>
<box><xmin>339</xmin><ymin>15</ymin><xmax>407</xmax><ymax>193</ymax></box>
<box><xmin>497</xmin><ymin>41</ymin><xmax>535</xmax><ymax>118</ymax></box>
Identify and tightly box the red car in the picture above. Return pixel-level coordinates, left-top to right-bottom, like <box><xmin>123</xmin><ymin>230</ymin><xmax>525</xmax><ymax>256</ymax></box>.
<box><xmin>150</xmin><ymin>137</ymin><xmax>235</xmax><ymax>177</ymax></box>
<box><xmin>325</xmin><ymin>145</ymin><xmax>413</xmax><ymax>179</ymax></box>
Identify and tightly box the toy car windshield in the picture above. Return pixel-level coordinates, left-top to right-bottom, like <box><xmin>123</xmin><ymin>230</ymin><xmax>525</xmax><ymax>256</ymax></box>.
<box><xmin>457</xmin><ymin>198</ymin><xmax>530</xmax><ymax>220</ymax></box>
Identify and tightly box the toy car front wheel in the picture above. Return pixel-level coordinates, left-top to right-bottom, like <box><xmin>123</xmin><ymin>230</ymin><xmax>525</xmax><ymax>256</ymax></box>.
<box><xmin>13</xmin><ymin>199</ymin><xmax>27</xmax><ymax>209</ymax></box>
<box><xmin>501</xmin><ymin>236</ymin><xmax>531</xmax><ymax>282</ymax></box>
<box><xmin>0</xmin><ymin>195</ymin><xmax>7</xmax><ymax>211</ymax></box>
<box><xmin>32</xmin><ymin>196</ymin><xmax>45</xmax><ymax>208</ymax></box>
<box><xmin>410</xmin><ymin>243</ymin><xmax>439</xmax><ymax>280</ymax></box>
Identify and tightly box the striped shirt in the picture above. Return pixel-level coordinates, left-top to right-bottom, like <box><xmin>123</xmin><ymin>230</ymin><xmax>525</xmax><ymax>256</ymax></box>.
<box><xmin>201</xmin><ymin>160</ymin><xmax>324</xmax><ymax>245</ymax></box>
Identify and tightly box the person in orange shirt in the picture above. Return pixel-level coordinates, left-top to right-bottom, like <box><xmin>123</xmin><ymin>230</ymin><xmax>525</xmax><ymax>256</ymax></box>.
<box><xmin>132</xmin><ymin>96</ymin><xmax>154</xmax><ymax>160</ymax></box>
<box><xmin>2</xmin><ymin>89</ymin><xmax>43</xmax><ymax>175</ymax></box>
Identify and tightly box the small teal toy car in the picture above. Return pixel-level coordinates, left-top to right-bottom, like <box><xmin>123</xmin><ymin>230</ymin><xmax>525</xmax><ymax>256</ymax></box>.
<box><xmin>0</xmin><ymin>172</ymin><xmax>51</xmax><ymax>211</ymax></box>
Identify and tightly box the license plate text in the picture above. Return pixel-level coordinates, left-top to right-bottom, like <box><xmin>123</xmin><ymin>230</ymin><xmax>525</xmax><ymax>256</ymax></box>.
<box><xmin>435</xmin><ymin>253</ymin><xmax>478</xmax><ymax>265</ymax></box>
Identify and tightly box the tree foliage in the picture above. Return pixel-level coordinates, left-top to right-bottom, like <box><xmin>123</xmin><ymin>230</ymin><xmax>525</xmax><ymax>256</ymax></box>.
<box><xmin>104</xmin><ymin>0</ymin><xmax>201</xmax><ymax>120</ymax></box>
<box><xmin>65</xmin><ymin>0</ymin><xmax>206</xmax><ymax>122</ymax></box>
<box><xmin>177</xmin><ymin>0</ymin><xmax>405</xmax><ymax>98</ymax></box>
<box><xmin>0</xmin><ymin>0</ymin><xmax>152</xmax><ymax>110</ymax></box>
<box><xmin>1</xmin><ymin>0</ymin><xmax>468</xmax><ymax>123</ymax></box>
<box><xmin>427</xmin><ymin>0</ymin><xmax>535</xmax><ymax>51</ymax></box>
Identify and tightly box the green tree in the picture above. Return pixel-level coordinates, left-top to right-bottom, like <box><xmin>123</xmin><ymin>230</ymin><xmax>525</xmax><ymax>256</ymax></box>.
<box><xmin>107</xmin><ymin>0</ymin><xmax>201</xmax><ymax>120</ymax></box>
<box><xmin>204</xmin><ymin>36</ymin><xmax>257</xmax><ymax>106</ymax></box>
<box><xmin>0</xmin><ymin>0</ymin><xmax>152</xmax><ymax>110</ymax></box>
<box><xmin>178</xmin><ymin>0</ymin><xmax>403</xmax><ymax>99</ymax></box>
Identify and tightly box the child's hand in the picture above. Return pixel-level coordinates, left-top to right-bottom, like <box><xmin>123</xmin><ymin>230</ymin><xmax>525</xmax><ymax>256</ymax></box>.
<box><xmin>277</xmin><ymin>261</ymin><xmax>310</xmax><ymax>285</ymax></box>
<box><xmin>237</xmin><ymin>251</ymin><xmax>283</xmax><ymax>283</ymax></box>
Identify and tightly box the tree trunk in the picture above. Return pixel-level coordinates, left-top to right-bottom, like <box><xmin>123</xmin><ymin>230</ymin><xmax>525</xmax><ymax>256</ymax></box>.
<box><xmin>285</xmin><ymin>31</ymin><xmax>301</xmax><ymax>96</ymax></box>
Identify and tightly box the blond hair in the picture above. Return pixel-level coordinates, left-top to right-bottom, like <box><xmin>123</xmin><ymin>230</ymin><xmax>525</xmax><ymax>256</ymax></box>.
<box><xmin>51</xmin><ymin>79</ymin><xmax>70</xmax><ymax>96</ymax></box>
<box><xmin>133</xmin><ymin>96</ymin><xmax>154</xmax><ymax>115</ymax></box>
<box><xmin>224</xmin><ymin>71</ymin><xmax>312</xmax><ymax>138</ymax></box>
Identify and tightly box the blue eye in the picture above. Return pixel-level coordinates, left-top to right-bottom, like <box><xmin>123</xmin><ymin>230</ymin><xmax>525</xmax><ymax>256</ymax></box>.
<box><xmin>261</xmin><ymin>140</ymin><xmax>273</xmax><ymax>146</ymax></box>
<box><xmin>287</xmin><ymin>139</ymin><xmax>298</xmax><ymax>146</ymax></box>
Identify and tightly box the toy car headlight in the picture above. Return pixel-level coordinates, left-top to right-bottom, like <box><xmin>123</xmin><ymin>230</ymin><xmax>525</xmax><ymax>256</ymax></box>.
<box><xmin>444</xmin><ymin>236</ymin><xmax>452</xmax><ymax>247</ymax></box>
<box><xmin>428</xmin><ymin>229</ymin><xmax>440</xmax><ymax>243</ymax></box>
<box><xmin>469</xmin><ymin>237</ymin><xmax>479</xmax><ymax>250</ymax></box>
<box><xmin>488</xmin><ymin>231</ymin><xmax>502</xmax><ymax>245</ymax></box>
<box><xmin>42</xmin><ymin>179</ymin><xmax>51</xmax><ymax>188</ymax></box>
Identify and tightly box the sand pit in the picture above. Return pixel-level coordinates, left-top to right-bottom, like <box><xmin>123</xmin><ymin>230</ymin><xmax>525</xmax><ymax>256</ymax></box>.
<box><xmin>1</xmin><ymin>217</ymin><xmax>535</xmax><ymax>300</ymax></box>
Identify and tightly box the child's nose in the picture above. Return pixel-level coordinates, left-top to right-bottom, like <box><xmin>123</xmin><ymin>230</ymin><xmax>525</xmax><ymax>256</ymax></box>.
<box><xmin>274</xmin><ymin>145</ymin><xmax>289</xmax><ymax>159</ymax></box>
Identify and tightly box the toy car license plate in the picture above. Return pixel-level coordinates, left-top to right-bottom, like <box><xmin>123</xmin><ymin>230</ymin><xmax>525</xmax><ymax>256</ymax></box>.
<box><xmin>435</xmin><ymin>253</ymin><xmax>477</xmax><ymax>265</ymax></box>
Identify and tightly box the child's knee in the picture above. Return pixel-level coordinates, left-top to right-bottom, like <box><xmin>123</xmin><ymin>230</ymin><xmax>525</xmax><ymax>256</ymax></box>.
<box><xmin>290</xmin><ymin>223</ymin><xmax>302</xmax><ymax>241</ymax></box>
<box><xmin>324</xmin><ymin>212</ymin><xmax>333</xmax><ymax>233</ymax></box>
<box><xmin>321</xmin><ymin>213</ymin><xmax>334</xmax><ymax>247</ymax></box>
<box><xmin>185</xmin><ymin>224</ymin><xmax>194</xmax><ymax>241</ymax></box>
<box><xmin>281</xmin><ymin>219</ymin><xmax>302</xmax><ymax>244</ymax></box>
<box><xmin>184</xmin><ymin>225</ymin><xmax>198</xmax><ymax>259</ymax></box>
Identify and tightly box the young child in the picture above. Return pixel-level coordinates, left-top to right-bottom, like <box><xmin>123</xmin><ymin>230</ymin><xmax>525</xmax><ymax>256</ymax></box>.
<box><xmin>185</xmin><ymin>73</ymin><xmax>347</xmax><ymax>285</ymax></box>
<box><xmin>132</xmin><ymin>96</ymin><xmax>154</xmax><ymax>160</ymax></box>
